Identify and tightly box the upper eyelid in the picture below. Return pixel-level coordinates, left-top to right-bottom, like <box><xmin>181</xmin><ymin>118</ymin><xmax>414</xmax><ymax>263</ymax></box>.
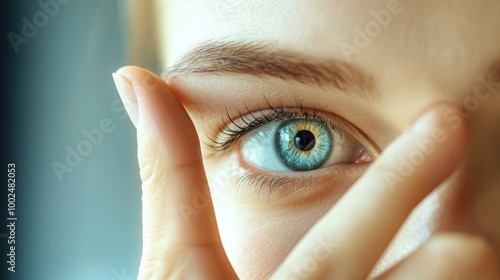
<box><xmin>207</xmin><ymin>106</ymin><xmax>295</xmax><ymax>151</ymax></box>
<box><xmin>207</xmin><ymin>105</ymin><xmax>372</xmax><ymax>154</ymax></box>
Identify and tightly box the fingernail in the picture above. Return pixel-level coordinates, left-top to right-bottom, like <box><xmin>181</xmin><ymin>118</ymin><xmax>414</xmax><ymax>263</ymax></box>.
<box><xmin>112</xmin><ymin>72</ymin><xmax>138</xmax><ymax>127</ymax></box>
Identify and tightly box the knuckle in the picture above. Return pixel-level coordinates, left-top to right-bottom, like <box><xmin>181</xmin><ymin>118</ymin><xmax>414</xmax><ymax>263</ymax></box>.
<box><xmin>425</xmin><ymin>233</ymin><xmax>498</xmax><ymax>277</ymax></box>
<box><xmin>137</xmin><ymin>138</ymin><xmax>204</xmax><ymax>185</ymax></box>
<box><xmin>139</xmin><ymin>153</ymin><xmax>167</xmax><ymax>187</ymax></box>
<box><xmin>169</xmin><ymin>155</ymin><xmax>204</xmax><ymax>173</ymax></box>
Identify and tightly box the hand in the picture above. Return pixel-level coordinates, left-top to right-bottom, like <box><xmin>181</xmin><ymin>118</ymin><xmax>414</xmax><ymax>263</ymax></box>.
<box><xmin>112</xmin><ymin>66</ymin><xmax>498</xmax><ymax>279</ymax></box>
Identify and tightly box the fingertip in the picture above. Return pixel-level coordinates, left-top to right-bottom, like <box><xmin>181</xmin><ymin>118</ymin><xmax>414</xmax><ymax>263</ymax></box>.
<box><xmin>116</xmin><ymin>66</ymin><xmax>201</xmax><ymax>166</ymax></box>
<box><xmin>381</xmin><ymin>102</ymin><xmax>469</xmax><ymax>191</ymax></box>
<box><xmin>115</xmin><ymin>65</ymin><xmax>152</xmax><ymax>77</ymax></box>
<box><xmin>411</xmin><ymin>102</ymin><xmax>468</xmax><ymax>177</ymax></box>
<box><xmin>114</xmin><ymin>66</ymin><xmax>181</xmax><ymax>131</ymax></box>
<box><xmin>115</xmin><ymin>66</ymin><xmax>165</xmax><ymax>100</ymax></box>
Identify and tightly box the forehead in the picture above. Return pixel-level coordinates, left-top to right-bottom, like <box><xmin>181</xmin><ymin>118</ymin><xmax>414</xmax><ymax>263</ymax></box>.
<box><xmin>161</xmin><ymin>0</ymin><xmax>500</xmax><ymax>92</ymax></box>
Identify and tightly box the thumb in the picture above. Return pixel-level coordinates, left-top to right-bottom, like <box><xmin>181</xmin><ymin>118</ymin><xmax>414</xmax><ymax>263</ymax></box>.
<box><xmin>113</xmin><ymin>66</ymin><xmax>237</xmax><ymax>279</ymax></box>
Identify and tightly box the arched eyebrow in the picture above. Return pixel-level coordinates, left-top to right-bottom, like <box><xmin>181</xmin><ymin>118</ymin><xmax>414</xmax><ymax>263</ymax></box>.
<box><xmin>164</xmin><ymin>40</ymin><xmax>378</xmax><ymax>99</ymax></box>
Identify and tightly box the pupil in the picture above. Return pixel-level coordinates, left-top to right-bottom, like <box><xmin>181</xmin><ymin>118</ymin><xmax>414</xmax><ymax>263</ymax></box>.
<box><xmin>294</xmin><ymin>130</ymin><xmax>316</xmax><ymax>151</ymax></box>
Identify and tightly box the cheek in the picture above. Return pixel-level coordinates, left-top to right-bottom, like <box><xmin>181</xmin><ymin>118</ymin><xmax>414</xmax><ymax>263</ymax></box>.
<box><xmin>209</xmin><ymin>182</ymin><xmax>336</xmax><ymax>279</ymax></box>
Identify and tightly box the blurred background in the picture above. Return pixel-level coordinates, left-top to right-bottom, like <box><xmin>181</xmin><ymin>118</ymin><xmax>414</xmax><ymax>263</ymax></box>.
<box><xmin>2</xmin><ymin>1</ymin><xmax>143</xmax><ymax>279</ymax></box>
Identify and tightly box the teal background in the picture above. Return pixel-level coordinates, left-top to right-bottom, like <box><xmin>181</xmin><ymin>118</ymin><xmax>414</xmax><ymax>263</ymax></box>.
<box><xmin>2</xmin><ymin>1</ymin><xmax>142</xmax><ymax>279</ymax></box>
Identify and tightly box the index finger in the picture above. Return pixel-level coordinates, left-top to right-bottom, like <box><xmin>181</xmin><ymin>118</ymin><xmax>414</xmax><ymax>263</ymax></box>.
<box><xmin>272</xmin><ymin>103</ymin><xmax>467</xmax><ymax>279</ymax></box>
<box><xmin>114</xmin><ymin>66</ymin><xmax>237</xmax><ymax>279</ymax></box>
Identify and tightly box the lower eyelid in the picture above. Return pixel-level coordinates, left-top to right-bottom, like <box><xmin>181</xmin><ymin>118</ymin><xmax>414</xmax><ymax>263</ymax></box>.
<box><xmin>216</xmin><ymin>152</ymin><xmax>371</xmax><ymax>205</ymax></box>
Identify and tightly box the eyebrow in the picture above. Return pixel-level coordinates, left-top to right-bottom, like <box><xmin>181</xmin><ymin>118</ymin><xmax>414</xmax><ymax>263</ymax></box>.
<box><xmin>164</xmin><ymin>40</ymin><xmax>377</xmax><ymax>99</ymax></box>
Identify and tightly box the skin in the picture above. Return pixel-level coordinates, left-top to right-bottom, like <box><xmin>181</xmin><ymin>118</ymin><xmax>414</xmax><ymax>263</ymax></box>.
<box><xmin>114</xmin><ymin>0</ymin><xmax>500</xmax><ymax>279</ymax></box>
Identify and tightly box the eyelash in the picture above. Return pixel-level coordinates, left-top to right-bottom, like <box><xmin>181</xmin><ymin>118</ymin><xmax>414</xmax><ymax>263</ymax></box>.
<box><xmin>207</xmin><ymin>101</ymin><xmax>372</xmax><ymax>197</ymax></box>
<box><xmin>209</xmin><ymin>102</ymin><xmax>350</xmax><ymax>152</ymax></box>
<box><xmin>235</xmin><ymin>170</ymin><xmax>333</xmax><ymax>201</ymax></box>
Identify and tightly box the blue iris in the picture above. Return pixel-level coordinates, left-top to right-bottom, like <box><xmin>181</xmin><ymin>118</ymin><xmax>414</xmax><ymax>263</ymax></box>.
<box><xmin>275</xmin><ymin>119</ymin><xmax>333</xmax><ymax>171</ymax></box>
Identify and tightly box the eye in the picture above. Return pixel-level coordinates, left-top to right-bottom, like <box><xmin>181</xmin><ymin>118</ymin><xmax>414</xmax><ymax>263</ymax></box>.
<box><xmin>208</xmin><ymin>105</ymin><xmax>377</xmax><ymax>198</ymax></box>
<box><xmin>241</xmin><ymin>119</ymin><xmax>367</xmax><ymax>172</ymax></box>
